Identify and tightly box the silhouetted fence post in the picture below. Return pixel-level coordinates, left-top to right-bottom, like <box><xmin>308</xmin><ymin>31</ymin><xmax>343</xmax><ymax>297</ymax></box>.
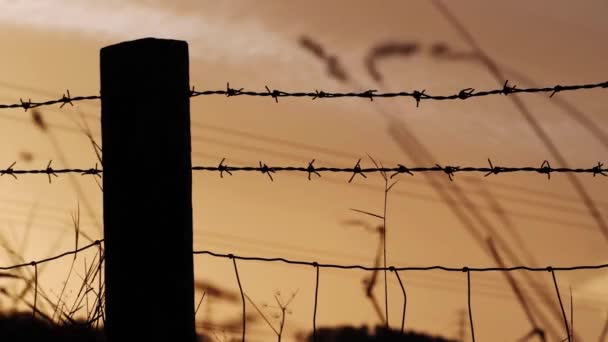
<box><xmin>100</xmin><ymin>38</ymin><xmax>195</xmax><ymax>342</ymax></box>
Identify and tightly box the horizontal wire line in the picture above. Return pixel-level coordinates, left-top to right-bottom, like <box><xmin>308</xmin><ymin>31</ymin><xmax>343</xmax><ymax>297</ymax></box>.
<box><xmin>1</xmin><ymin>79</ymin><xmax>606</xmax><ymax>110</ymax></box>
<box><xmin>197</xmin><ymin>240</ymin><xmax>608</xmax><ymax>312</ymax></box>
<box><xmin>2</xmin><ymin>240</ymin><xmax>607</xmax><ymax>273</ymax></box>
<box><xmin>0</xmin><ymin>240</ymin><xmax>102</xmax><ymax>270</ymax></box>
<box><xmin>0</xmin><ymin>160</ymin><xmax>605</xmax><ymax>180</ymax></box>
<box><xmin>194</xmin><ymin>250</ymin><xmax>608</xmax><ymax>272</ymax></box>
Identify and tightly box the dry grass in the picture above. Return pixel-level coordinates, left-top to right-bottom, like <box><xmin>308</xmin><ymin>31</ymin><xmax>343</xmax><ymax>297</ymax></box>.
<box><xmin>245</xmin><ymin>290</ymin><xmax>298</xmax><ymax>342</ymax></box>
<box><xmin>0</xmin><ymin>200</ymin><xmax>106</xmax><ymax>339</ymax></box>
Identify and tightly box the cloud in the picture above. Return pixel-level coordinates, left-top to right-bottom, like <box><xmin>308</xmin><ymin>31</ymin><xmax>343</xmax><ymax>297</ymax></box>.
<box><xmin>0</xmin><ymin>0</ymin><xmax>290</xmax><ymax>65</ymax></box>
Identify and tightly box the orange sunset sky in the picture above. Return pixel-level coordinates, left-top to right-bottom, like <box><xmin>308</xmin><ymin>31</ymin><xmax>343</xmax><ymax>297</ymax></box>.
<box><xmin>0</xmin><ymin>1</ymin><xmax>607</xmax><ymax>341</ymax></box>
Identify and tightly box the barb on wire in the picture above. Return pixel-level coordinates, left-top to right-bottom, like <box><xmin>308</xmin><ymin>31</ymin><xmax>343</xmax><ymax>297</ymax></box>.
<box><xmin>312</xmin><ymin>90</ymin><xmax>328</xmax><ymax>100</ymax></box>
<box><xmin>364</xmin><ymin>89</ymin><xmax>377</xmax><ymax>101</ymax></box>
<box><xmin>45</xmin><ymin>160</ymin><xmax>58</xmax><ymax>184</ymax></box>
<box><xmin>539</xmin><ymin>160</ymin><xmax>552</xmax><ymax>180</ymax></box>
<box><xmin>550</xmin><ymin>85</ymin><xmax>563</xmax><ymax>98</ymax></box>
<box><xmin>435</xmin><ymin>164</ymin><xmax>459</xmax><ymax>181</ymax></box>
<box><xmin>1</xmin><ymin>161</ymin><xmax>17</xmax><ymax>179</ymax></box>
<box><xmin>592</xmin><ymin>162</ymin><xmax>607</xmax><ymax>177</ymax></box>
<box><xmin>484</xmin><ymin>159</ymin><xmax>501</xmax><ymax>177</ymax></box>
<box><xmin>458</xmin><ymin>88</ymin><xmax>475</xmax><ymax>100</ymax></box>
<box><xmin>218</xmin><ymin>158</ymin><xmax>232</xmax><ymax>178</ymax></box>
<box><xmin>60</xmin><ymin>90</ymin><xmax>74</xmax><ymax>108</ymax></box>
<box><xmin>225</xmin><ymin>82</ymin><xmax>244</xmax><ymax>97</ymax></box>
<box><xmin>348</xmin><ymin>159</ymin><xmax>366</xmax><ymax>183</ymax></box>
<box><xmin>259</xmin><ymin>161</ymin><xmax>275</xmax><ymax>181</ymax></box>
<box><xmin>502</xmin><ymin>80</ymin><xmax>517</xmax><ymax>95</ymax></box>
<box><xmin>2</xmin><ymin>79</ymin><xmax>607</xmax><ymax>110</ymax></box>
<box><xmin>306</xmin><ymin>159</ymin><xmax>321</xmax><ymax>180</ymax></box>
<box><xmin>3</xmin><ymin>160</ymin><xmax>608</xmax><ymax>181</ymax></box>
<box><xmin>391</xmin><ymin>164</ymin><xmax>413</xmax><ymax>178</ymax></box>
<box><xmin>265</xmin><ymin>85</ymin><xmax>281</xmax><ymax>103</ymax></box>
<box><xmin>20</xmin><ymin>98</ymin><xmax>32</xmax><ymax>112</ymax></box>
<box><xmin>412</xmin><ymin>89</ymin><xmax>427</xmax><ymax>107</ymax></box>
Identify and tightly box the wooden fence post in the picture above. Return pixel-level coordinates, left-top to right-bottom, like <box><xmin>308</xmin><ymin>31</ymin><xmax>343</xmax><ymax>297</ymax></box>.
<box><xmin>100</xmin><ymin>38</ymin><xmax>195</xmax><ymax>342</ymax></box>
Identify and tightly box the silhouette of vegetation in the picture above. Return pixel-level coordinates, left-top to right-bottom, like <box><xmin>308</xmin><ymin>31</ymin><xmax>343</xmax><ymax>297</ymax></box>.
<box><xmin>295</xmin><ymin>27</ymin><xmax>608</xmax><ymax>342</ymax></box>
<box><xmin>365</xmin><ymin>42</ymin><xmax>419</xmax><ymax>83</ymax></box>
<box><xmin>298</xmin><ymin>36</ymin><xmax>349</xmax><ymax>83</ymax></box>
<box><xmin>299</xmin><ymin>325</ymin><xmax>458</xmax><ymax>342</ymax></box>
<box><xmin>245</xmin><ymin>290</ymin><xmax>298</xmax><ymax>342</ymax></box>
<box><xmin>0</xmin><ymin>312</ymin><xmax>105</xmax><ymax>342</ymax></box>
<box><xmin>0</xmin><ymin>311</ymin><xmax>215</xmax><ymax>341</ymax></box>
<box><xmin>19</xmin><ymin>151</ymin><xmax>34</xmax><ymax>163</ymax></box>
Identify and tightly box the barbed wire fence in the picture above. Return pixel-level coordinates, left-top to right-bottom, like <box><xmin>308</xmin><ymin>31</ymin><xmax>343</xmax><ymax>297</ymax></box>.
<box><xmin>0</xmin><ymin>160</ymin><xmax>605</xmax><ymax>182</ymax></box>
<box><xmin>1</xmin><ymin>76</ymin><xmax>607</xmax><ymax>341</ymax></box>
<box><xmin>0</xmin><ymin>79</ymin><xmax>606</xmax><ymax>111</ymax></box>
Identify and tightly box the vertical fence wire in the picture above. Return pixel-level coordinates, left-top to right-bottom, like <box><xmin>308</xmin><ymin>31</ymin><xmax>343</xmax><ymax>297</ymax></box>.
<box><xmin>550</xmin><ymin>268</ymin><xmax>571</xmax><ymax>342</ymax></box>
<box><xmin>393</xmin><ymin>268</ymin><xmax>407</xmax><ymax>334</ymax></box>
<box><xmin>232</xmin><ymin>257</ymin><xmax>246</xmax><ymax>342</ymax></box>
<box><xmin>466</xmin><ymin>268</ymin><xmax>476</xmax><ymax>342</ymax></box>
<box><xmin>313</xmin><ymin>263</ymin><xmax>319</xmax><ymax>342</ymax></box>
<box><xmin>31</xmin><ymin>262</ymin><xmax>37</xmax><ymax>319</ymax></box>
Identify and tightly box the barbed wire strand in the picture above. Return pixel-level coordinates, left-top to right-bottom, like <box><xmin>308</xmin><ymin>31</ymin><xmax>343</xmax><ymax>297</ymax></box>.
<box><xmin>1</xmin><ymin>80</ymin><xmax>607</xmax><ymax>111</ymax></box>
<box><xmin>0</xmin><ymin>163</ymin><xmax>102</xmax><ymax>180</ymax></box>
<box><xmin>0</xmin><ymin>92</ymin><xmax>99</xmax><ymax>111</ymax></box>
<box><xmin>1</xmin><ymin>160</ymin><xmax>606</xmax><ymax>181</ymax></box>
<box><xmin>193</xmin><ymin>80</ymin><xmax>608</xmax><ymax>105</ymax></box>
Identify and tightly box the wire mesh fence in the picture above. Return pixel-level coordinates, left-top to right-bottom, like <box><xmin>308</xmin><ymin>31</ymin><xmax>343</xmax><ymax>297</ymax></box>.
<box><xmin>2</xmin><ymin>240</ymin><xmax>605</xmax><ymax>341</ymax></box>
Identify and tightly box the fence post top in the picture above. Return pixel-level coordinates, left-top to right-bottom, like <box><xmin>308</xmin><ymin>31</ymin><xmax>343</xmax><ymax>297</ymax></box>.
<box><xmin>101</xmin><ymin>37</ymin><xmax>188</xmax><ymax>52</ymax></box>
